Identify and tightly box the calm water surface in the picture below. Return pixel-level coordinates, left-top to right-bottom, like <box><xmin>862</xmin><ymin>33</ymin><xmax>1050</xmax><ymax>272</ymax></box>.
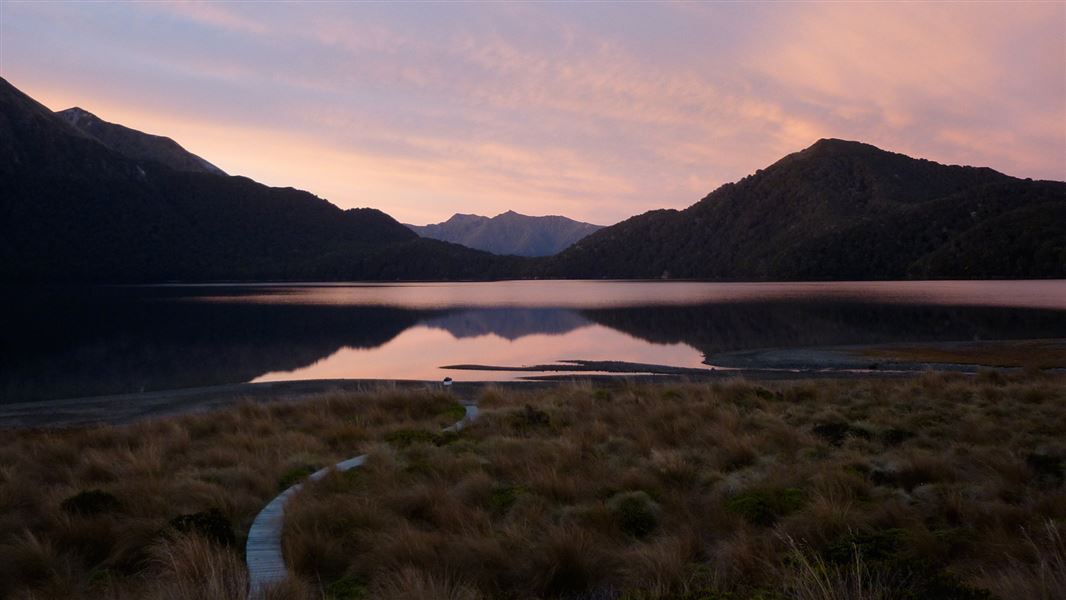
<box><xmin>3</xmin><ymin>280</ymin><xmax>1065</xmax><ymax>402</ymax></box>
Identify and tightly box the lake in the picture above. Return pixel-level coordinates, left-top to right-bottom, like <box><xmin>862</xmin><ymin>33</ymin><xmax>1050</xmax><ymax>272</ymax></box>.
<box><xmin>2</xmin><ymin>280</ymin><xmax>1065</xmax><ymax>403</ymax></box>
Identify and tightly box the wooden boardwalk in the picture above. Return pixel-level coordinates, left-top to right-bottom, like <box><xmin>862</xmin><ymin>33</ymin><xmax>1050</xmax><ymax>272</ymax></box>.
<box><xmin>245</xmin><ymin>404</ymin><xmax>480</xmax><ymax>598</ymax></box>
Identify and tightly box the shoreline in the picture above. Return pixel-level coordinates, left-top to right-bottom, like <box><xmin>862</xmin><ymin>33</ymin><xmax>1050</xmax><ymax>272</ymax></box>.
<box><xmin>0</xmin><ymin>378</ymin><xmax>526</xmax><ymax>429</ymax></box>
<box><xmin>4</xmin><ymin>338</ymin><xmax>1063</xmax><ymax>429</ymax></box>
<box><xmin>0</xmin><ymin>372</ymin><xmax>882</xmax><ymax>429</ymax></box>
<box><xmin>0</xmin><ymin>370</ymin><xmax>948</xmax><ymax>429</ymax></box>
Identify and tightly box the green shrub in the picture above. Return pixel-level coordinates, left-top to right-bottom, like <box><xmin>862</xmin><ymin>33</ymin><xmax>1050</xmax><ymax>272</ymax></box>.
<box><xmin>823</xmin><ymin>528</ymin><xmax>907</xmax><ymax>564</ymax></box>
<box><xmin>869</xmin><ymin>468</ymin><xmax>898</xmax><ymax>487</ymax></box>
<box><xmin>168</xmin><ymin>508</ymin><xmax>236</xmax><ymax>546</ymax></box>
<box><xmin>60</xmin><ymin>490</ymin><xmax>121</xmax><ymax>516</ymax></box>
<box><xmin>1026</xmin><ymin>452</ymin><xmax>1064</xmax><ymax>486</ymax></box>
<box><xmin>325</xmin><ymin>574</ymin><xmax>368</xmax><ymax>599</ymax></box>
<box><xmin>726</xmin><ymin>488</ymin><xmax>805</xmax><ymax>526</ymax></box>
<box><xmin>811</xmin><ymin>422</ymin><xmax>851</xmax><ymax>445</ymax></box>
<box><xmin>440</xmin><ymin>403</ymin><xmax>467</xmax><ymax>422</ymax></box>
<box><xmin>752</xmin><ymin>387</ymin><xmax>775</xmax><ymax>400</ymax></box>
<box><xmin>385</xmin><ymin>429</ymin><xmax>439</xmax><ymax>447</ymax></box>
<box><xmin>891</xmin><ymin>559</ymin><xmax>996</xmax><ymax>600</ymax></box>
<box><xmin>812</xmin><ymin>422</ymin><xmax>871</xmax><ymax>446</ymax></box>
<box><xmin>882</xmin><ymin>427</ymin><xmax>916</xmax><ymax>446</ymax></box>
<box><xmin>511</xmin><ymin>404</ymin><xmax>551</xmax><ymax>431</ymax></box>
<box><xmin>608</xmin><ymin>491</ymin><xmax>660</xmax><ymax>538</ymax></box>
<box><xmin>278</xmin><ymin>464</ymin><xmax>319</xmax><ymax>490</ymax></box>
<box><xmin>87</xmin><ymin>568</ymin><xmax>116</xmax><ymax>589</ymax></box>
<box><xmin>384</xmin><ymin>428</ymin><xmax>460</xmax><ymax>448</ymax></box>
<box><xmin>489</xmin><ymin>484</ymin><xmax>524</xmax><ymax>516</ymax></box>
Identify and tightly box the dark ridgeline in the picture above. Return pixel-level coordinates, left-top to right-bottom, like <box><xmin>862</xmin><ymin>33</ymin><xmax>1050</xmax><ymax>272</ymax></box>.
<box><xmin>0</xmin><ymin>76</ymin><xmax>1063</xmax><ymax>282</ymax></box>
<box><xmin>0</xmin><ymin>77</ymin><xmax>524</xmax><ymax>283</ymax></box>
<box><xmin>407</xmin><ymin>210</ymin><xmax>604</xmax><ymax>257</ymax></box>
<box><xmin>57</xmin><ymin>107</ymin><xmax>227</xmax><ymax>175</ymax></box>
<box><xmin>546</xmin><ymin>139</ymin><xmax>1066</xmax><ymax>279</ymax></box>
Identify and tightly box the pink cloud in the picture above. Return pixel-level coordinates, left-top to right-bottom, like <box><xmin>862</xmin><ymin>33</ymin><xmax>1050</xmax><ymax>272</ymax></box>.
<box><xmin>3</xmin><ymin>2</ymin><xmax>1062</xmax><ymax>225</ymax></box>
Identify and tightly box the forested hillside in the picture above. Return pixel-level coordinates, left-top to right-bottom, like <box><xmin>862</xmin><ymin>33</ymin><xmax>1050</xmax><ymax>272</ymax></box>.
<box><xmin>545</xmin><ymin>139</ymin><xmax>1065</xmax><ymax>280</ymax></box>
<box><xmin>0</xmin><ymin>77</ymin><xmax>523</xmax><ymax>283</ymax></box>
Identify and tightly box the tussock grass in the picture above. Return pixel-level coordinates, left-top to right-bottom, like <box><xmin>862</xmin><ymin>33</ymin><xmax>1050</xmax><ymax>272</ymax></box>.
<box><xmin>0</xmin><ymin>387</ymin><xmax>464</xmax><ymax>599</ymax></box>
<box><xmin>281</xmin><ymin>374</ymin><xmax>1066</xmax><ymax>599</ymax></box>
<box><xmin>3</xmin><ymin>375</ymin><xmax>1065</xmax><ymax>599</ymax></box>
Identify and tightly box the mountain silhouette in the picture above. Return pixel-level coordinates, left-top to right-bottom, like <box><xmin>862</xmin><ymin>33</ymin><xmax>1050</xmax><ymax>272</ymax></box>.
<box><xmin>545</xmin><ymin>139</ymin><xmax>1065</xmax><ymax>280</ymax></box>
<box><xmin>0</xmin><ymin>77</ymin><xmax>522</xmax><ymax>283</ymax></box>
<box><xmin>58</xmin><ymin>107</ymin><xmax>225</xmax><ymax>174</ymax></box>
<box><xmin>3</xmin><ymin>75</ymin><xmax>1061</xmax><ymax>283</ymax></box>
<box><xmin>409</xmin><ymin>210</ymin><xmax>603</xmax><ymax>256</ymax></box>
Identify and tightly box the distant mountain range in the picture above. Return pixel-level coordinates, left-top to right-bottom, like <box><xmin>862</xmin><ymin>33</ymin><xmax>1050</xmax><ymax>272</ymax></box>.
<box><xmin>1</xmin><ymin>76</ymin><xmax>1062</xmax><ymax>283</ymax></box>
<box><xmin>0</xmin><ymin>77</ymin><xmax>521</xmax><ymax>283</ymax></box>
<box><xmin>57</xmin><ymin>107</ymin><xmax>226</xmax><ymax>175</ymax></box>
<box><xmin>407</xmin><ymin>211</ymin><xmax>603</xmax><ymax>256</ymax></box>
<box><xmin>546</xmin><ymin>139</ymin><xmax>1065</xmax><ymax>280</ymax></box>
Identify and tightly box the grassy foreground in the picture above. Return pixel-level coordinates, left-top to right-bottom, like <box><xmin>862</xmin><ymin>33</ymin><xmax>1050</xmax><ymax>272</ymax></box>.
<box><xmin>0</xmin><ymin>375</ymin><xmax>1063</xmax><ymax>599</ymax></box>
<box><xmin>281</xmin><ymin>374</ymin><xmax>1065</xmax><ymax>600</ymax></box>
<box><xmin>0</xmin><ymin>387</ymin><xmax>465</xmax><ymax>599</ymax></box>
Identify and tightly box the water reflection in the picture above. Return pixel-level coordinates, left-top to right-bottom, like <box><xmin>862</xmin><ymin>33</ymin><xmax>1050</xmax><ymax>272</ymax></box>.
<box><xmin>253</xmin><ymin>324</ymin><xmax>703</xmax><ymax>383</ymax></box>
<box><xmin>187</xmin><ymin>280</ymin><xmax>1066</xmax><ymax>310</ymax></box>
<box><xmin>2</xmin><ymin>281</ymin><xmax>1064</xmax><ymax>402</ymax></box>
<box><xmin>422</xmin><ymin>309</ymin><xmax>590</xmax><ymax>340</ymax></box>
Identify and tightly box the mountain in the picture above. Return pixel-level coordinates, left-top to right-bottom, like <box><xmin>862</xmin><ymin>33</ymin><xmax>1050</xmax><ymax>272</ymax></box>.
<box><xmin>57</xmin><ymin>107</ymin><xmax>226</xmax><ymax>175</ymax></box>
<box><xmin>545</xmin><ymin>139</ymin><xmax>1066</xmax><ymax>280</ymax></box>
<box><xmin>4</xmin><ymin>74</ymin><xmax>1058</xmax><ymax>284</ymax></box>
<box><xmin>408</xmin><ymin>210</ymin><xmax>603</xmax><ymax>256</ymax></box>
<box><xmin>0</xmin><ymin>77</ymin><xmax>523</xmax><ymax>283</ymax></box>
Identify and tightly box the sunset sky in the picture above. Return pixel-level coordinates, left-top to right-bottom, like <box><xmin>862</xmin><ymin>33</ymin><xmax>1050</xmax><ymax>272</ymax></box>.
<box><xmin>1</xmin><ymin>1</ymin><xmax>1063</xmax><ymax>225</ymax></box>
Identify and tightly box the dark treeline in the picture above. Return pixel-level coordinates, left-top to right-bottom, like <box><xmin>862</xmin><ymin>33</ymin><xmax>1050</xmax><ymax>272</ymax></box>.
<box><xmin>2</xmin><ymin>77</ymin><xmax>1063</xmax><ymax>284</ymax></box>
<box><xmin>546</xmin><ymin>139</ymin><xmax>1066</xmax><ymax>280</ymax></box>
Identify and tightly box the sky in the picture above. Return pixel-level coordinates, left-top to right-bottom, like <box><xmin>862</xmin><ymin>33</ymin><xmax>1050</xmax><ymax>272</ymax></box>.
<box><xmin>1</xmin><ymin>1</ymin><xmax>1063</xmax><ymax>226</ymax></box>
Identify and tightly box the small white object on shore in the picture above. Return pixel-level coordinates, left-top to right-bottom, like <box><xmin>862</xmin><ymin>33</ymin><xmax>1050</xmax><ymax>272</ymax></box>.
<box><xmin>442</xmin><ymin>377</ymin><xmax>453</xmax><ymax>387</ymax></box>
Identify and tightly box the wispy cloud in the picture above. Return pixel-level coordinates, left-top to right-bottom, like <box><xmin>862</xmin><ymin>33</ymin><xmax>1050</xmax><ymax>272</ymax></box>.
<box><xmin>2</xmin><ymin>2</ymin><xmax>1062</xmax><ymax>224</ymax></box>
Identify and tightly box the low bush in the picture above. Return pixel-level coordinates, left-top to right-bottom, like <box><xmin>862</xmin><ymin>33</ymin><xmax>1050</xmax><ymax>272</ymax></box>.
<box><xmin>823</xmin><ymin>528</ymin><xmax>908</xmax><ymax>564</ymax></box>
<box><xmin>168</xmin><ymin>509</ymin><xmax>236</xmax><ymax>547</ymax></box>
<box><xmin>1026</xmin><ymin>452</ymin><xmax>1064</xmax><ymax>486</ymax></box>
<box><xmin>812</xmin><ymin>422</ymin><xmax>871</xmax><ymax>446</ymax></box>
<box><xmin>488</xmin><ymin>484</ymin><xmax>524</xmax><ymax>516</ymax></box>
<box><xmin>882</xmin><ymin>427</ymin><xmax>916</xmax><ymax>446</ymax></box>
<box><xmin>726</xmin><ymin>488</ymin><xmax>805</xmax><ymax>526</ymax></box>
<box><xmin>325</xmin><ymin>574</ymin><xmax>369</xmax><ymax>599</ymax></box>
<box><xmin>384</xmin><ymin>428</ymin><xmax>460</xmax><ymax>448</ymax></box>
<box><xmin>607</xmin><ymin>490</ymin><xmax>660</xmax><ymax>538</ymax></box>
<box><xmin>278</xmin><ymin>464</ymin><xmax>320</xmax><ymax>491</ymax></box>
<box><xmin>61</xmin><ymin>489</ymin><xmax>121</xmax><ymax>516</ymax></box>
<box><xmin>511</xmin><ymin>404</ymin><xmax>551</xmax><ymax>431</ymax></box>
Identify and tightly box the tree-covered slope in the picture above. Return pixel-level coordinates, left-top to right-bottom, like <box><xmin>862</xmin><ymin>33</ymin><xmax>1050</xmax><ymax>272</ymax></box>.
<box><xmin>0</xmin><ymin>77</ymin><xmax>521</xmax><ymax>283</ymax></box>
<box><xmin>546</xmin><ymin>139</ymin><xmax>1065</xmax><ymax>279</ymax></box>
<box><xmin>57</xmin><ymin>107</ymin><xmax>226</xmax><ymax>175</ymax></box>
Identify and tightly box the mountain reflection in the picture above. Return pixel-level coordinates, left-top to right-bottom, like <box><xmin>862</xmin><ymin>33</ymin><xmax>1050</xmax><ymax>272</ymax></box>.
<box><xmin>422</xmin><ymin>309</ymin><xmax>590</xmax><ymax>340</ymax></box>
<box><xmin>2</xmin><ymin>283</ymin><xmax>1065</xmax><ymax>402</ymax></box>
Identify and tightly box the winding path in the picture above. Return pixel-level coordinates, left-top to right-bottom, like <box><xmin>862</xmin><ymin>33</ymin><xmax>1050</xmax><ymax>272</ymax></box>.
<box><xmin>245</xmin><ymin>403</ymin><xmax>480</xmax><ymax>598</ymax></box>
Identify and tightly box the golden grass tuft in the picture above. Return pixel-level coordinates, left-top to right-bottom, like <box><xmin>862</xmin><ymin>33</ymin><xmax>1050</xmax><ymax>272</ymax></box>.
<box><xmin>282</xmin><ymin>373</ymin><xmax>1066</xmax><ymax>598</ymax></box>
<box><xmin>5</xmin><ymin>375</ymin><xmax>1066</xmax><ymax>598</ymax></box>
<box><xmin>0</xmin><ymin>386</ymin><xmax>465</xmax><ymax>599</ymax></box>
